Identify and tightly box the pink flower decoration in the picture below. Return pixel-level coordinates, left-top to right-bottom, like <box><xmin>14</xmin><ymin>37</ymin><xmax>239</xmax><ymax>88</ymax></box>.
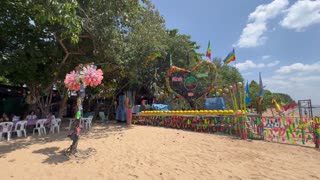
<box><xmin>64</xmin><ymin>71</ymin><xmax>80</xmax><ymax>91</ymax></box>
<box><xmin>81</xmin><ymin>66</ymin><xmax>104</xmax><ymax>86</ymax></box>
<box><xmin>64</xmin><ymin>65</ymin><xmax>104</xmax><ymax>91</ymax></box>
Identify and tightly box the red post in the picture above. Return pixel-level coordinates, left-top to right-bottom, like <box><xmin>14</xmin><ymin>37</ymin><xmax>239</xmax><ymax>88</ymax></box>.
<box><xmin>126</xmin><ymin>108</ymin><xmax>132</xmax><ymax>125</ymax></box>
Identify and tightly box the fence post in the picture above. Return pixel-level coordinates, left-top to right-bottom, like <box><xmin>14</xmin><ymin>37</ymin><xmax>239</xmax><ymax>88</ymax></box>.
<box><xmin>315</xmin><ymin>116</ymin><xmax>320</xmax><ymax>148</ymax></box>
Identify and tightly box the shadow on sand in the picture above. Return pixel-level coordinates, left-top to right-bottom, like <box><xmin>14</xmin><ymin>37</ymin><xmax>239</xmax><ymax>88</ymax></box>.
<box><xmin>85</xmin><ymin>121</ymin><xmax>133</xmax><ymax>139</ymax></box>
<box><xmin>32</xmin><ymin>147</ymin><xmax>70</xmax><ymax>164</ymax></box>
<box><xmin>0</xmin><ymin>120</ymin><xmax>133</xmax><ymax>158</ymax></box>
<box><xmin>32</xmin><ymin>146</ymin><xmax>98</xmax><ymax>164</ymax></box>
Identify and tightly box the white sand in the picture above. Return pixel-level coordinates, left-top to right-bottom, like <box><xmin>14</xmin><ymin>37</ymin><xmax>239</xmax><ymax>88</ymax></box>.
<box><xmin>0</xmin><ymin>121</ymin><xmax>319</xmax><ymax>180</ymax></box>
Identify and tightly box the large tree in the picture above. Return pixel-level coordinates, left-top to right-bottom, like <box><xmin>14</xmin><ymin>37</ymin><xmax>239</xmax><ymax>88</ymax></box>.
<box><xmin>0</xmin><ymin>0</ymin><xmax>156</xmax><ymax>117</ymax></box>
<box><xmin>0</xmin><ymin>0</ymin><xmax>84</xmax><ymax>117</ymax></box>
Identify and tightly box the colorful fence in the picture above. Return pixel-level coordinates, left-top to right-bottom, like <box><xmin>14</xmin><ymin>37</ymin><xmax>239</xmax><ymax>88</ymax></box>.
<box><xmin>133</xmin><ymin>114</ymin><xmax>257</xmax><ymax>140</ymax></box>
<box><xmin>132</xmin><ymin>114</ymin><xmax>320</xmax><ymax>148</ymax></box>
<box><xmin>249</xmin><ymin>116</ymin><xmax>317</xmax><ymax>146</ymax></box>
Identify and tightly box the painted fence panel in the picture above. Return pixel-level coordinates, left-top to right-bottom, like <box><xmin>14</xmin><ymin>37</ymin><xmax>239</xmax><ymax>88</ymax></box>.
<box><xmin>132</xmin><ymin>115</ymin><xmax>320</xmax><ymax>148</ymax></box>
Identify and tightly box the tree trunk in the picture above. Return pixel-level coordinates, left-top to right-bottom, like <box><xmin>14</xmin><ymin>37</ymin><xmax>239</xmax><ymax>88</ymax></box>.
<box><xmin>58</xmin><ymin>88</ymin><xmax>68</xmax><ymax>118</ymax></box>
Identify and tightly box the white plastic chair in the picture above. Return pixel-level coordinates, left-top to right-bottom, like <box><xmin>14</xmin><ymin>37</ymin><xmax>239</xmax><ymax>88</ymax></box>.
<box><xmin>13</xmin><ymin>120</ymin><xmax>27</xmax><ymax>138</ymax></box>
<box><xmin>68</xmin><ymin>118</ymin><xmax>76</xmax><ymax>131</ymax></box>
<box><xmin>50</xmin><ymin>118</ymin><xmax>61</xmax><ymax>134</ymax></box>
<box><xmin>0</xmin><ymin>122</ymin><xmax>14</xmax><ymax>141</ymax></box>
<box><xmin>82</xmin><ymin>116</ymin><xmax>93</xmax><ymax>129</ymax></box>
<box><xmin>99</xmin><ymin>112</ymin><xmax>107</xmax><ymax>122</ymax></box>
<box><xmin>33</xmin><ymin>119</ymin><xmax>47</xmax><ymax>136</ymax></box>
<box><xmin>46</xmin><ymin>115</ymin><xmax>55</xmax><ymax>128</ymax></box>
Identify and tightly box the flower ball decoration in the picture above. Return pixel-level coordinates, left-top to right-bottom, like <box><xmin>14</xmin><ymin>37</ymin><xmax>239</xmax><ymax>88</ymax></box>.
<box><xmin>64</xmin><ymin>65</ymin><xmax>104</xmax><ymax>91</ymax></box>
<box><xmin>64</xmin><ymin>71</ymin><xmax>81</xmax><ymax>91</ymax></box>
<box><xmin>81</xmin><ymin>65</ymin><xmax>104</xmax><ymax>86</ymax></box>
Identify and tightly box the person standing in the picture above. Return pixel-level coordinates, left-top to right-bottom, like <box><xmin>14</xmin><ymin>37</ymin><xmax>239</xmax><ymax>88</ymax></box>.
<box><xmin>67</xmin><ymin>120</ymin><xmax>81</xmax><ymax>155</ymax></box>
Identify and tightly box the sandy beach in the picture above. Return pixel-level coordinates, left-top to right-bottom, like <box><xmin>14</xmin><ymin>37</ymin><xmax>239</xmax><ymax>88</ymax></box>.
<box><xmin>1</xmin><ymin>121</ymin><xmax>320</xmax><ymax>180</ymax></box>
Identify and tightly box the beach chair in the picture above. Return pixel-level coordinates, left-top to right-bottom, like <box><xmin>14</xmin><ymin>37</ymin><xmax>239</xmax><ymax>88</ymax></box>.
<box><xmin>99</xmin><ymin>111</ymin><xmax>108</xmax><ymax>122</ymax></box>
<box><xmin>50</xmin><ymin>118</ymin><xmax>61</xmax><ymax>134</ymax></box>
<box><xmin>69</xmin><ymin>118</ymin><xmax>85</xmax><ymax>130</ymax></box>
<box><xmin>45</xmin><ymin>115</ymin><xmax>55</xmax><ymax>129</ymax></box>
<box><xmin>68</xmin><ymin>118</ymin><xmax>76</xmax><ymax>131</ymax></box>
<box><xmin>12</xmin><ymin>120</ymin><xmax>27</xmax><ymax>138</ymax></box>
<box><xmin>33</xmin><ymin>119</ymin><xmax>47</xmax><ymax>136</ymax></box>
<box><xmin>82</xmin><ymin>116</ymin><xmax>93</xmax><ymax>129</ymax></box>
<box><xmin>0</xmin><ymin>122</ymin><xmax>14</xmax><ymax>141</ymax></box>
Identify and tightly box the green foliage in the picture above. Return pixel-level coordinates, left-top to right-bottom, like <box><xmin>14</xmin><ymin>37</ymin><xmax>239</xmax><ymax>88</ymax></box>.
<box><xmin>248</xmin><ymin>80</ymin><xmax>295</xmax><ymax>113</ymax></box>
<box><xmin>0</xmin><ymin>0</ymin><xmax>84</xmax><ymax>86</ymax></box>
<box><xmin>1</xmin><ymin>0</ymin><xmax>82</xmax><ymax>43</ymax></box>
<box><xmin>272</xmin><ymin>93</ymin><xmax>295</xmax><ymax>105</ymax></box>
<box><xmin>212</xmin><ymin>58</ymin><xmax>244</xmax><ymax>87</ymax></box>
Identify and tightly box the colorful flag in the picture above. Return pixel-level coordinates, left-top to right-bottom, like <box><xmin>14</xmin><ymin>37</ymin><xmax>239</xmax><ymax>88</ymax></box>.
<box><xmin>223</xmin><ymin>48</ymin><xmax>236</xmax><ymax>65</ymax></box>
<box><xmin>206</xmin><ymin>41</ymin><xmax>211</xmax><ymax>60</ymax></box>
<box><xmin>245</xmin><ymin>81</ymin><xmax>250</xmax><ymax>104</ymax></box>
<box><xmin>284</xmin><ymin>104</ymin><xmax>291</xmax><ymax>111</ymax></box>
<box><xmin>258</xmin><ymin>72</ymin><xmax>264</xmax><ymax>104</ymax></box>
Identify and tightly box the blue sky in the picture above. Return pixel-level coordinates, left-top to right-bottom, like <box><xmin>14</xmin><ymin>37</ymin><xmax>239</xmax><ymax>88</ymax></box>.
<box><xmin>151</xmin><ymin>0</ymin><xmax>320</xmax><ymax>105</ymax></box>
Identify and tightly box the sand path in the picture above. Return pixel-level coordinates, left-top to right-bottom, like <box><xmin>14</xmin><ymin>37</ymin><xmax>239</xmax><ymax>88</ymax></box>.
<box><xmin>0</xmin><ymin>122</ymin><xmax>319</xmax><ymax>180</ymax></box>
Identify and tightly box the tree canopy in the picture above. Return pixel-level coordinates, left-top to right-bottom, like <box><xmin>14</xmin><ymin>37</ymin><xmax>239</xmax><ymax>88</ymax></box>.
<box><xmin>0</xmin><ymin>0</ymin><xmax>295</xmax><ymax>115</ymax></box>
<box><xmin>247</xmin><ymin>80</ymin><xmax>295</xmax><ymax>113</ymax></box>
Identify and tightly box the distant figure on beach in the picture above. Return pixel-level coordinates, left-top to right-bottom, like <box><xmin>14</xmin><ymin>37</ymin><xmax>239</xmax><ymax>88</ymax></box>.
<box><xmin>304</xmin><ymin>108</ymin><xmax>308</xmax><ymax>117</ymax></box>
<box><xmin>0</xmin><ymin>113</ymin><xmax>10</xmax><ymax>122</ymax></box>
<box><xmin>26</xmin><ymin>111</ymin><xmax>37</xmax><ymax>120</ymax></box>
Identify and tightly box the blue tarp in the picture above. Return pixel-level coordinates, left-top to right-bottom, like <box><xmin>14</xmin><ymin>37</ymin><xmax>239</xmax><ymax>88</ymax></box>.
<box><xmin>204</xmin><ymin>97</ymin><xmax>226</xmax><ymax>110</ymax></box>
<box><xmin>151</xmin><ymin>104</ymin><xmax>171</xmax><ymax>111</ymax></box>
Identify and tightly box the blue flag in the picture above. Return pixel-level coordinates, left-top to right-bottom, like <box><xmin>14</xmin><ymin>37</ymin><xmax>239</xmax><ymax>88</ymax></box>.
<box><xmin>245</xmin><ymin>81</ymin><xmax>250</xmax><ymax>104</ymax></box>
<box><xmin>258</xmin><ymin>72</ymin><xmax>264</xmax><ymax>104</ymax></box>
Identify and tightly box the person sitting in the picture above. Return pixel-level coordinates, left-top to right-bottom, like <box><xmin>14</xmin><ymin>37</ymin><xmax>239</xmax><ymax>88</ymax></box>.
<box><xmin>46</xmin><ymin>112</ymin><xmax>55</xmax><ymax>128</ymax></box>
<box><xmin>12</xmin><ymin>114</ymin><xmax>20</xmax><ymax>121</ymax></box>
<box><xmin>0</xmin><ymin>113</ymin><xmax>10</xmax><ymax>122</ymax></box>
<box><xmin>26</xmin><ymin>111</ymin><xmax>37</xmax><ymax>120</ymax></box>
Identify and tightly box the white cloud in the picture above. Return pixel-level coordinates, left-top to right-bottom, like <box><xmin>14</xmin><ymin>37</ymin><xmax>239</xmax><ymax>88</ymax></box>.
<box><xmin>276</xmin><ymin>62</ymin><xmax>320</xmax><ymax>74</ymax></box>
<box><xmin>237</xmin><ymin>23</ymin><xmax>267</xmax><ymax>48</ymax></box>
<box><xmin>237</xmin><ymin>0</ymin><xmax>289</xmax><ymax>48</ymax></box>
<box><xmin>262</xmin><ymin>55</ymin><xmax>271</xmax><ymax>60</ymax></box>
<box><xmin>264</xmin><ymin>62</ymin><xmax>320</xmax><ymax>105</ymax></box>
<box><xmin>267</xmin><ymin>60</ymin><xmax>280</xmax><ymax>67</ymax></box>
<box><xmin>280</xmin><ymin>0</ymin><xmax>320</xmax><ymax>31</ymax></box>
<box><xmin>236</xmin><ymin>60</ymin><xmax>264</xmax><ymax>70</ymax></box>
<box><xmin>236</xmin><ymin>60</ymin><xmax>279</xmax><ymax>71</ymax></box>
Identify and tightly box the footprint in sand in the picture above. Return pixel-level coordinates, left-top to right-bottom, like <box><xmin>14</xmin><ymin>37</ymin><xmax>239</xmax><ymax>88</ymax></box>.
<box><xmin>129</xmin><ymin>174</ymin><xmax>139</xmax><ymax>178</ymax></box>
